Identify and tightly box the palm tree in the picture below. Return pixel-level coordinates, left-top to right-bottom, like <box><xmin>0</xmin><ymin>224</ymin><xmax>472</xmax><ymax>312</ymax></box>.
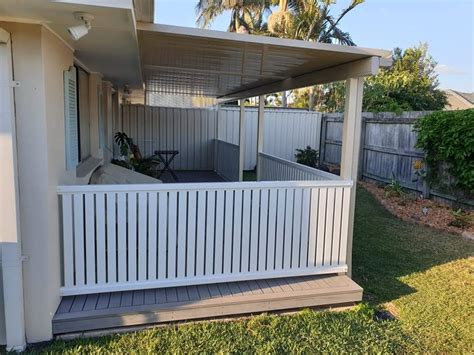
<box><xmin>267</xmin><ymin>0</ymin><xmax>363</xmax><ymax>44</ymax></box>
<box><xmin>196</xmin><ymin>0</ymin><xmax>272</xmax><ymax>33</ymax></box>
<box><xmin>267</xmin><ymin>0</ymin><xmax>363</xmax><ymax>108</ymax></box>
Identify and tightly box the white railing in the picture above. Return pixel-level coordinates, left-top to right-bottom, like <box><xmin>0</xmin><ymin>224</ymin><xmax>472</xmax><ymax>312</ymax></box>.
<box><xmin>259</xmin><ymin>152</ymin><xmax>340</xmax><ymax>181</ymax></box>
<box><xmin>215</xmin><ymin>139</ymin><xmax>239</xmax><ymax>181</ymax></box>
<box><xmin>58</xmin><ymin>180</ymin><xmax>352</xmax><ymax>295</ymax></box>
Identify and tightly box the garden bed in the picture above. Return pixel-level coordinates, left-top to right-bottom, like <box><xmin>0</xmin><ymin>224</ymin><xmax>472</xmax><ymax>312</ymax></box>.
<box><xmin>359</xmin><ymin>181</ymin><xmax>473</xmax><ymax>237</ymax></box>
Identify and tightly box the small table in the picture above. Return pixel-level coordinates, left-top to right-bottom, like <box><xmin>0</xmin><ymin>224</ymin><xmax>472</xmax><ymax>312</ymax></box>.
<box><xmin>153</xmin><ymin>150</ymin><xmax>179</xmax><ymax>181</ymax></box>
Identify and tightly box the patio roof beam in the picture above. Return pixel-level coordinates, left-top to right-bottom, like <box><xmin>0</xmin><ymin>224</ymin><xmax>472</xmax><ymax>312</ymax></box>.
<box><xmin>217</xmin><ymin>56</ymin><xmax>380</xmax><ymax>103</ymax></box>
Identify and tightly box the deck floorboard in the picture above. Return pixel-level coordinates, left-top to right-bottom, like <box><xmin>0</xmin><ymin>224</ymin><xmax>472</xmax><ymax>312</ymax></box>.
<box><xmin>53</xmin><ymin>275</ymin><xmax>362</xmax><ymax>335</ymax></box>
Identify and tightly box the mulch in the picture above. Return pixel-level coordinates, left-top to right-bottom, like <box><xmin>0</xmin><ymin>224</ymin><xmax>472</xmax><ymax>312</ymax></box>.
<box><xmin>359</xmin><ymin>181</ymin><xmax>474</xmax><ymax>237</ymax></box>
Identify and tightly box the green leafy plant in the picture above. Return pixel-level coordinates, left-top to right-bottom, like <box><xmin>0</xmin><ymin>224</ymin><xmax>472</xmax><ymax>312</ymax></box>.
<box><xmin>448</xmin><ymin>209</ymin><xmax>472</xmax><ymax>229</ymax></box>
<box><xmin>114</xmin><ymin>132</ymin><xmax>133</xmax><ymax>158</ymax></box>
<box><xmin>385</xmin><ymin>175</ymin><xmax>406</xmax><ymax>198</ymax></box>
<box><xmin>295</xmin><ymin>146</ymin><xmax>319</xmax><ymax>168</ymax></box>
<box><xmin>414</xmin><ymin>109</ymin><xmax>474</xmax><ymax>194</ymax></box>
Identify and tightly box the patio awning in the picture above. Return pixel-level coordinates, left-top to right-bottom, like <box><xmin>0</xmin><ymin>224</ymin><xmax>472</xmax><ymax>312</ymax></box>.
<box><xmin>137</xmin><ymin>23</ymin><xmax>391</xmax><ymax>105</ymax></box>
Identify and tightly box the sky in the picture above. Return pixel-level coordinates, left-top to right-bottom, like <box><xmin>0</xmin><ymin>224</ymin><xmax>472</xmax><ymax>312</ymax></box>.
<box><xmin>155</xmin><ymin>0</ymin><xmax>474</xmax><ymax>93</ymax></box>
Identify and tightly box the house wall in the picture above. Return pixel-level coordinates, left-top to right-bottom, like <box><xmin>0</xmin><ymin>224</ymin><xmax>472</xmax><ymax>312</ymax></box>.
<box><xmin>0</xmin><ymin>21</ymin><xmax>114</xmax><ymax>344</ymax></box>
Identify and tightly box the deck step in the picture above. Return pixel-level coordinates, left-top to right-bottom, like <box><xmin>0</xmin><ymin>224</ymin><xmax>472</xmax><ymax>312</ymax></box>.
<box><xmin>52</xmin><ymin>275</ymin><xmax>362</xmax><ymax>335</ymax></box>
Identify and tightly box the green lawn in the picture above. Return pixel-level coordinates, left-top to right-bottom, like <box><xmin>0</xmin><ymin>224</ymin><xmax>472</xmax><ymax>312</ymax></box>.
<box><xmin>28</xmin><ymin>187</ymin><xmax>474</xmax><ymax>353</ymax></box>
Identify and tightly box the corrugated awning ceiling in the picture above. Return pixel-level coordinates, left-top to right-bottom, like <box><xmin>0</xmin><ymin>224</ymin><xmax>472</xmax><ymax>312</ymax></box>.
<box><xmin>137</xmin><ymin>23</ymin><xmax>391</xmax><ymax>103</ymax></box>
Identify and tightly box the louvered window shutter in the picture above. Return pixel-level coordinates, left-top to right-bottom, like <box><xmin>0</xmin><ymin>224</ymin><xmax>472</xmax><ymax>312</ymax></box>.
<box><xmin>64</xmin><ymin>66</ymin><xmax>79</xmax><ymax>170</ymax></box>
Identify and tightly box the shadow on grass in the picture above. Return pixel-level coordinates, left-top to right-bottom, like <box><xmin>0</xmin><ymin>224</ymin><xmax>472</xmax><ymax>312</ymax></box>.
<box><xmin>352</xmin><ymin>186</ymin><xmax>474</xmax><ymax>304</ymax></box>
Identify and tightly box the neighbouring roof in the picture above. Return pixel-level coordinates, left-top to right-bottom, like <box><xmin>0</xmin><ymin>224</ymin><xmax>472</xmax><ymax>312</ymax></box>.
<box><xmin>455</xmin><ymin>91</ymin><xmax>474</xmax><ymax>104</ymax></box>
<box><xmin>444</xmin><ymin>90</ymin><xmax>474</xmax><ymax>110</ymax></box>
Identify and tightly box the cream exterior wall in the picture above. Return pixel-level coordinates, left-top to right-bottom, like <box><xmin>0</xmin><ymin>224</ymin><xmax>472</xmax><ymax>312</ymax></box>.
<box><xmin>0</xmin><ymin>21</ymin><xmax>114</xmax><ymax>344</ymax></box>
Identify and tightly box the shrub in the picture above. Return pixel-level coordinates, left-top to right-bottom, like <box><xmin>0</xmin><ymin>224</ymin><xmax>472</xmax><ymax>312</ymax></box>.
<box><xmin>414</xmin><ymin>109</ymin><xmax>474</xmax><ymax>194</ymax></box>
<box><xmin>295</xmin><ymin>146</ymin><xmax>319</xmax><ymax>168</ymax></box>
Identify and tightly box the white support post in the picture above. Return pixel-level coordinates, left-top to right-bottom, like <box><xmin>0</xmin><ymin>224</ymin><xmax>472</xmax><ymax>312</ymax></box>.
<box><xmin>238</xmin><ymin>100</ymin><xmax>246</xmax><ymax>181</ymax></box>
<box><xmin>214</xmin><ymin>104</ymin><xmax>220</xmax><ymax>171</ymax></box>
<box><xmin>256</xmin><ymin>95</ymin><xmax>265</xmax><ymax>181</ymax></box>
<box><xmin>0</xmin><ymin>28</ymin><xmax>26</xmax><ymax>351</ymax></box>
<box><xmin>340</xmin><ymin>77</ymin><xmax>364</xmax><ymax>277</ymax></box>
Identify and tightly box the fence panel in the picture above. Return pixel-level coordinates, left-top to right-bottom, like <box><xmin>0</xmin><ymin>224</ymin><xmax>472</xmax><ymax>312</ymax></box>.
<box><xmin>320</xmin><ymin>113</ymin><xmax>427</xmax><ymax>191</ymax></box>
<box><xmin>120</xmin><ymin>105</ymin><xmax>217</xmax><ymax>170</ymax></box>
<box><xmin>218</xmin><ymin>107</ymin><xmax>322</xmax><ymax>170</ymax></box>
<box><xmin>119</xmin><ymin>105</ymin><xmax>322</xmax><ymax>171</ymax></box>
<box><xmin>259</xmin><ymin>152</ymin><xmax>341</xmax><ymax>182</ymax></box>
<box><xmin>215</xmin><ymin>139</ymin><xmax>239</xmax><ymax>181</ymax></box>
<box><xmin>58</xmin><ymin>180</ymin><xmax>352</xmax><ymax>295</ymax></box>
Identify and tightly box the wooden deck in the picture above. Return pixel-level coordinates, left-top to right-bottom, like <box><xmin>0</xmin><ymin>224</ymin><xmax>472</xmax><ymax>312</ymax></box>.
<box><xmin>53</xmin><ymin>275</ymin><xmax>362</xmax><ymax>335</ymax></box>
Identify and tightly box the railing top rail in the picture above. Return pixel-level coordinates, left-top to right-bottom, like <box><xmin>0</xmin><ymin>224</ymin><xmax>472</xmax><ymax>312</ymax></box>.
<box><xmin>259</xmin><ymin>152</ymin><xmax>342</xmax><ymax>181</ymax></box>
<box><xmin>57</xmin><ymin>179</ymin><xmax>352</xmax><ymax>194</ymax></box>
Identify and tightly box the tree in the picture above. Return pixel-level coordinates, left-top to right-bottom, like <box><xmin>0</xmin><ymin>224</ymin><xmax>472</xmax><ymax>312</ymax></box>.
<box><xmin>196</xmin><ymin>0</ymin><xmax>363</xmax><ymax>108</ymax></box>
<box><xmin>196</xmin><ymin>0</ymin><xmax>272</xmax><ymax>33</ymax></box>
<box><xmin>363</xmin><ymin>44</ymin><xmax>447</xmax><ymax>112</ymax></box>
<box><xmin>293</xmin><ymin>45</ymin><xmax>448</xmax><ymax>113</ymax></box>
<box><xmin>266</xmin><ymin>0</ymin><xmax>363</xmax><ymax>108</ymax></box>
<box><xmin>267</xmin><ymin>0</ymin><xmax>363</xmax><ymax>44</ymax></box>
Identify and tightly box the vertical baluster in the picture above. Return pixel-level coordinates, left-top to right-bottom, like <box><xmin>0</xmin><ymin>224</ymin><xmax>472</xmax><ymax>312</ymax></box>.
<box><xmin>95</xmin><ymin>192</ymin><xmax>106</xmax><ymax>285</ymax></box>
<box><xmin>195</xmin><ymin>190</ymin><xmax>206</xmax><ymax>276</ymax></box>
<box><xmin>148</xmin><ymin>192</ymin><xmax>157</xmax><ymax>280</ymax></box>
<box><xmin>127</xmin><ymin>192</ymin><xmax>137</xmax><ymax>282</ymax></box>
<box><xmin>73</xmin><ymin>193</ymin><xmax>85</xmax><ymax>286</ymax></box>
<box><xmin>62</xmin><ymin>194</ymin><xmax>74</xmax><ymax>288</ymax></box>
<box><xmin>138</xmin><ymin>192</ymin><xmax>148</xmax><ymax>281</ymax></box>
<box><xmin>187</xmin><ymin>191</ymin><xmax>197</xmax><ymax>277</ymax></box>
<box><xmin>177</xmin><ymin>191</ymin><xmax>187</xmax><ymax>278</ymax></box>
<box><xmin>85</xmin><ymin>193</ymin><xmax>96</xmax><ymax>285</ymax></box>
<box><xmin>316</xmin><ymin>188</ymin><xmax>327</xmax><ymax>267</ymax></box>
<box><xmin>117</xmin><ymin>192</ymin><xmax>127</xmax><ymax>282</ymax></box>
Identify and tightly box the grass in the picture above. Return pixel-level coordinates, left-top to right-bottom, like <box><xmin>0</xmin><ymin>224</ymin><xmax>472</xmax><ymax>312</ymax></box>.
<box><xmin>27</xmin><ymin>187</ymin><xmax>474</xmax><ymax>353</ymax></box>
<box><xmin>243</xmin><ymin>170</ymin><xmax>257</xmax><ymax>181</ymax></box>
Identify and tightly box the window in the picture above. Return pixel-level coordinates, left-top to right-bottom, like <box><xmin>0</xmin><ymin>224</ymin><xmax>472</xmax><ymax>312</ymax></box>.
<box><xmin>77</xmin><ymin>66</ymin><xmax>91</xmax><ymax>160</ymax></box>
<box><xmin>64</xmin><ymin>66</ymin><xmax>78</xmax><ymax>170</ymax></box>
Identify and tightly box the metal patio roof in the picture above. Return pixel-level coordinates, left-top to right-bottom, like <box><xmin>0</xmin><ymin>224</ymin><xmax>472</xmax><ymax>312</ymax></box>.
<box><xmin>137</xmin><ymin>23</ymin><xmax>391</xmax><ymax>105</ymax></box>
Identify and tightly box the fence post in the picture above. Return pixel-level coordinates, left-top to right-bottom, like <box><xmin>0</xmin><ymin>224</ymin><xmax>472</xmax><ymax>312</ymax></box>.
<box><xmin>214</xmin><ymin>105</ymin><xmax>220</xmax><ymax>171</ymax></box>
<box><xmin>357</xmin><ymin>116</ymin><xmax>366</xmax><ymax>181</ymax></box>
<box><xmin>319</xmin><ymin>114</ymin><xmax>327</xmax><ymax>166</ymax></box>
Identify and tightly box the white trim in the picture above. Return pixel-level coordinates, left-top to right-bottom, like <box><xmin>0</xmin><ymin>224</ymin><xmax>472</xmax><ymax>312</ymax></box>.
<box><xmin>238</xmin><ymin>100</ymin><xmax>245</xmax><ymax>181</ymax></box>
<box><xmin>259</xmin><ymin>152</ymin><xmax>342</xmax><ymax>180</ymax></box>
<box><xmin>0</xmin><ymin>16</ymin><xmax>44</xmax><ymax>25</ymax></box>
<box><xmin>219</xmin><ymin>57</ymin><xmax>380</xmax><ymax>101</ymax></box>
<box><xmin>73</xmin><ymin>57</ymin><xmax>92</xmax><ymax>73</ymax></box>
<box><xmin>0</xmin><ymin>27</ymin><xmax>27</xmax><ymax>351</ymax></box>
<box><xmin>50</xmin><ymin>0</ymin><xmax>133</xmax><ymax>9</ymax></box>
<box><xmin>256</xmin><ymin>95</ymin><xmax>265</xmax><ymax>180</ymax></box>
<box><xmin>60</xmin><ymin>265</ymin><xmax>347</xmax><ymax>296</ymax></box>
<box><xmin>57</xmin><ymin>179</ymin><xmax>353</xmax><ymax>194</ymax></box>
<box><xmin>42</xmin><ymin>24</ymin><xmax>75</xmax><ymax>53</ymax></box>
<box><xmin>137</xmin><ymin>23</ymin><xmax>391</xmax><ymax>58</ymax></box>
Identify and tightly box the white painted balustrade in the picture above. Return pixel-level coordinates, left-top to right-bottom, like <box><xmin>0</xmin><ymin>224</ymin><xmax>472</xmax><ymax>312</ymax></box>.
<box><xmin>259</xmin><ymin>152</ymin><xmax>340</xmax><ymax>182</ymax></box>
<box><xmin>58</xmin><ymin>180</ymin><xmax>352</xmax><ymax>296</ymax></box>
<box><xmin>214</xmin><ymin>139</ymin><xmax>239</xmax><ymax>181</ymax></box>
